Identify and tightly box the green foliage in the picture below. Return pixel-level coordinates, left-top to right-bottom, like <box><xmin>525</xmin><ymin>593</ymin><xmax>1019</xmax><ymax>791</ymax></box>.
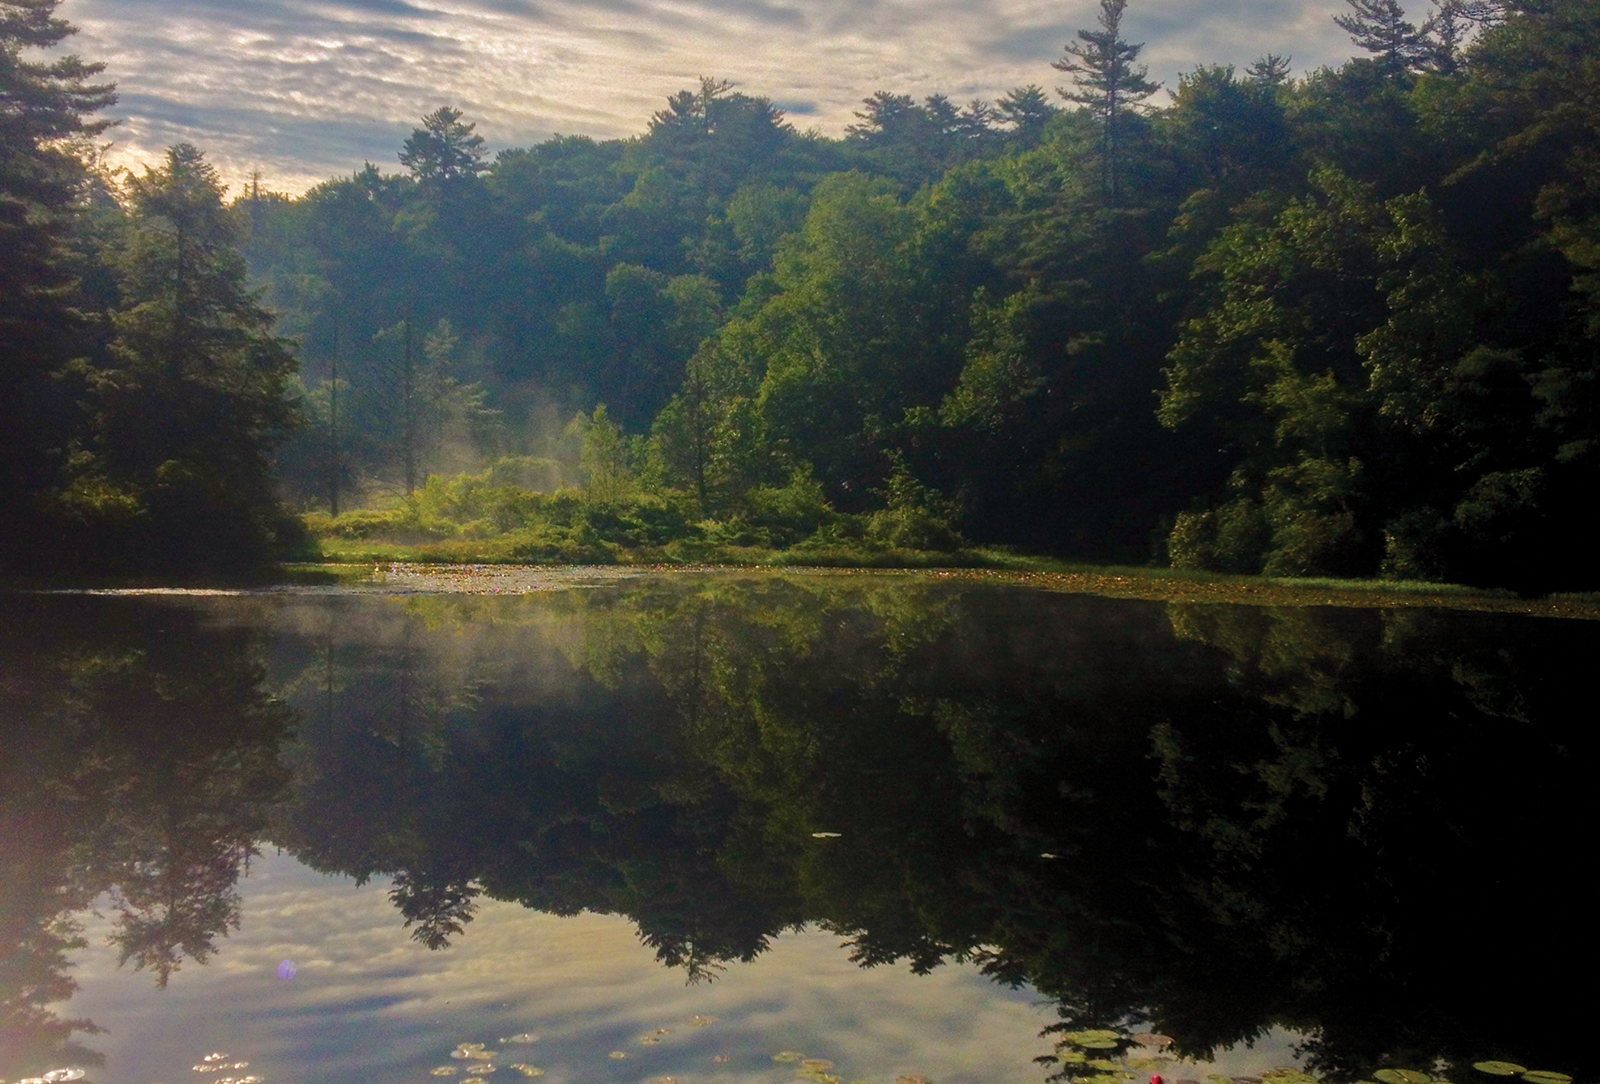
<box><xmin>57</xmin><ymin>144</ymin><xmax>302</xmax><ymax>575</ymax></box>
<box><xmin>868</xmin><ymin>460</ymin><xmax>964</xmax><ymax>551</ymax></box>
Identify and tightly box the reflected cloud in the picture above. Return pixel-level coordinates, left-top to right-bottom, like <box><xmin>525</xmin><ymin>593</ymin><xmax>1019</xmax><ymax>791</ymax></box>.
<box><xmin>65</xmin><ymin>853</ymin><xmax>1057</xmax><ymax>1084</ymax></box>
<box><xmin>62</xmin><ymin>0</ymin><xmax>1361</xmax><ymax>192</ymax></box>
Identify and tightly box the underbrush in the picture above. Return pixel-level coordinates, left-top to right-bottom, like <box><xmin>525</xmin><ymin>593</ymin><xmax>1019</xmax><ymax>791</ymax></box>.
<box><xmin>303</xmin><ymin>464</ymin><xmax>980</xmax><ymax>568</ymax></box>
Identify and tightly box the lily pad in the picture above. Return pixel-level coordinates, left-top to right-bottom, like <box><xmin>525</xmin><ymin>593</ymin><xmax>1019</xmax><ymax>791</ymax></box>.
<box><xmin>804</xmin><ymin>1061</ymin><xmax>837</xmax><ymax>1072</ymax></box>
<box><xmin>503</xmin><ymin>1035</ymin><xmax>540</xmax><ymax>1045</ymax></box>
<box><xmin>1473</xmin><ymin>1067</ymin><xmax>1525</xmax><ymax>1079</ymax></box>
<box><xmin>608</xmin><ymin>1051</ymin><xmax>629</xmax><ymax>1060</ymax></box>
<box><xmin>1089</xmin><ymin>1060</ymin><xmax>1123</xmax><ymax>1072</ymax></box>
<box><xmin>640</xmin><ymin>1036</ymin><xmax>662</xmax><ymax>1046</ymax></box>
<box><xmin>713</xmin><ymin>1055</ymin><xmax>731</xmax><ymax>1064</ymax></box>
<box><xmin>896</xmin><ymin>1076</ymin><xmax>932</xmax><ymax>1084</ymax></box>
<box><xmin>43</xmin><ymin>1072</ymin><xmax>87</xmax><ymax>1083</ymax></box>
<box><xmin>432</xmin><ymin>1070</ymin><xmax>459</xmax><ymax>1077</ymax></box>
<box><xmin>812</xmin><ymin>832</ymin><xmax>842</xmax><ymax>839</ymax></box>
<box><xmin>508</xmin><ymin>1067</ymin><xmax>544</xmax><ymax>1078</ymax></box>
<box><xmin>1065</xmin><ymin>1030</ymin><xmax>1124</xmax><ymax>1050</ymax></box>
<box><xmin>1374</xmin><ymin>1070</ymin><xmax>1431</xmax><ymax>1084</ymax></box>
<box><xmin>1520</xmin><ymin>1074</ymin><xmax>1572</xmax><ymax>1084</ymax></box>
<box><xmin>775</xmin><ymin>1052</ymin><xmax>807</xmax><ymax>1064</ymax></box>
<box><xmin>1133</xmin><ymin>1035</ymin><xmax>1174</xmax><ymax>1049</ymax></box>
<box><xmin>689</xmin><ymin>1015</ymin><xmax>718</xmax><ymax>1026</ymax></box>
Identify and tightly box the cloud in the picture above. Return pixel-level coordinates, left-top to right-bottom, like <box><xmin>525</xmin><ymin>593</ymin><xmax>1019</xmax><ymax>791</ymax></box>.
<box><xmin>59</xmin><ymin>0</ymin><xmax>1364</xmax><ymax>193</ymax></box>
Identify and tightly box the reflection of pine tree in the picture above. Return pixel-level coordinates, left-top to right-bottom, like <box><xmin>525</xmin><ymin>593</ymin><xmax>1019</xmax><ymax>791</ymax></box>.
<box><xmin>0</xmin><ymin>597</ymin><xmax>296</xmax><ymax>1068</ymax></box>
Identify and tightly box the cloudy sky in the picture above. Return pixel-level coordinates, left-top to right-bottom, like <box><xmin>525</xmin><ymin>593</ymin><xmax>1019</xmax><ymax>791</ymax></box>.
<box><xmin>61</xmin><ymin>0</ymin><xmax>1361</xmax><ymax>195</ymax></box>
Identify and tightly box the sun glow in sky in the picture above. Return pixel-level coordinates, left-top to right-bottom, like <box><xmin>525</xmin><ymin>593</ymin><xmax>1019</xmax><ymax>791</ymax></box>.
<box><xmin>62</xmin><ymin>0</ymin><xmax>1363</xmax><ymax>194</ymax></box>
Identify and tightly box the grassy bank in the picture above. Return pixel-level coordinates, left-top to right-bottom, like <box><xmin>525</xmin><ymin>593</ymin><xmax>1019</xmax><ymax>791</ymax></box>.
<box><xmin>292</xmin><ymin>474</ymin><xmax>1600</xmax><ymax>619</ymax></box>
<box><xmin>292</xmin><ymin>544</ymin><xmax>1600</xmax><ymax>621</ymax></box>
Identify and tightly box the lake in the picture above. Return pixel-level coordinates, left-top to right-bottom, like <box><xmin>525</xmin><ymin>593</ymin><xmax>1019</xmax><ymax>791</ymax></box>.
<box><xmin>2</xmin><ymin>568</ymin><xmax>1594</xmax><ymax>1084</ymax></box>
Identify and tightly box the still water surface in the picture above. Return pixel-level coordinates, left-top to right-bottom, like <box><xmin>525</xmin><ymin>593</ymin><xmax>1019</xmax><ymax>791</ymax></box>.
<box><xmin>3</xmin><ymin>571</ymin><xmax>1595</xmax><ymax>1084</ymax></box>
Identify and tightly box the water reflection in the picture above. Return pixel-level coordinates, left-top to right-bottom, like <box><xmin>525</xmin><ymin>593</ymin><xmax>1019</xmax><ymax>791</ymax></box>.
<box><xmin>2</xmin><ymin>576</ymin><xmax>1596</xmax><ymax>1084</ymax></box>
<box><xmin>0</xmin><ymin>596</ymin><xmax>295</xmax><ymax>1073</ymax></box>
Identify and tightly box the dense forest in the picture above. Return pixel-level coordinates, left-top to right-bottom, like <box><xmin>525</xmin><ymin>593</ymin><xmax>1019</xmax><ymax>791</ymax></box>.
<box><xmin>3</xmin><ymin>0</ymin><xmax>1598</xmax><ymax>586</ymax></box>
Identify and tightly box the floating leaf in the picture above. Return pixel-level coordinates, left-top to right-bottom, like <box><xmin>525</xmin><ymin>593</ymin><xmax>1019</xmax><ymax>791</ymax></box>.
<box><xmin>464</xmin><ymin>1078</ymin><xmax>485</xmax><ymax>1084</ymax></box>
<box><xmin>640</xmin><ymin>1036</ymin><xmax>662</xmax><ymax>1046</ymax></box>
<box><xmin>1473</xmin><ymin>1067</ymin><xmax>1525</xmax><ymax>1079</ymax></box>
<box><xmin>775</xmin><ymin>1053</ymin><xmax>807</xmax><ymax>1063</ymax></box>
<box><xmin>431</xmin><ymin>1070</ymin><xmax>458</xmax><ymax>1077</ymax></box>
<box><xmin>467</xmin><ymin>1065</ymin><xmax>496</xmax><ymax>1074</ymax></box>
<box><xmin>812</xmin><ymin>832</ymin><xmax>842</xmax><ymax>839</ymax></box>
<box><xmin>1062</xmin><ymin>1030</ymin><xmax>1123</xmax><ymax>1050</ymax></box>
<box><xmin>896</xmin><ymin>1076</ymin><xmax>932</xmax><ymax>1084</ymax></box>
<box><xmin>1374</xmin><ymin>1070</ymin><xmax>1430</xmax><ymax>1084</ymax></box>
<box><xmin>1089</xmin><ymin>1060</ymin><xmax>1123</xmax><ymax>1072</ymax></box>
<box><xmin>804</xmin><ymin>1061</ymin><xmax>837</xmax><ymax>1072</ymax></box>
<box><xmin>43</xmin><ymin>1072</ymin><xmax>87</xmax><ymax>1083</ymax></box>
<box><xmin>609</xmin><ymin>1052</ymin><xmax>629</xmax><ymax>1060</ymax></box>
<box><xmin>1521</xmin><ymin>1074</ymin><xmax>1572</xmax><ymax>1084</ymax></box>
<box><xmin>508</xmin><ymin>1067</ymin><xmax>544</xmax><ymax>1078</ymax></box>
<box><xmin>713</xmin><ymin>1055</ymin><xmax>731</xmax><ymax>1064</ymax></box>
<box><xmin>1058</xmin><ymin>1052</ymin><xmax>1088</xmax><ymax>1065</ymax></box>
<box><xmin>689</xmin><ymin>1015</ymin><xmax>717</xmax><ymax>1027</ymax></box>
<box><xmin>503</xmin><ymin>1035</ymin><xmax>540</xmax><ymax>1045</ymax></box>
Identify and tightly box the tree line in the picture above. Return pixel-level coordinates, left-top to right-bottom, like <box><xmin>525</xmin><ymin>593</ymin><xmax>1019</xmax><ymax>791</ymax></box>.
<box><xmin>3</xmin><ymin>0</ymin><xmax>1597</xmax><ymax>586</ymax></box>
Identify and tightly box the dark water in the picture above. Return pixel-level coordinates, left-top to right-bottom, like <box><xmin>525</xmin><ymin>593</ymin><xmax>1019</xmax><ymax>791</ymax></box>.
<box><xmin>2</xmin><ymin>572</ymin><xmax>1596</xmax><ymax>1084</ymax></box>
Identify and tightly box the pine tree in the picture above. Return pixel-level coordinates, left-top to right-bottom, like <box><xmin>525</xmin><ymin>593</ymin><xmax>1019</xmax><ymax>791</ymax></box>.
<box><xmin>399</xmin><ymin>106</ymin><xmax>488</xmax><ymax>185</ymax></box>
<box><xmin>1052</xmin><ymin>0</ymin><xmax>1163</xmax><ymax>202</ymax></box>
<box><xmin>1246</xmin><ymin>53</ymin><xmax>1294</xmax><ymax>86</ymax></box>
<box><xmin>1334</xmin><ymin>0</ymin><xmax>1428</xmax><ymax>76</ymax></box>
<box><xmin>0</xmin><ymin>0</ymin><xmax>115</xmax><ymax>563</ymax></box>
<box><xmin>995</xmin><ymin>85</ymin><xmax>1059</xmax><ymax>145</ymax></box>
<box><xmin>80</xmin><ymin>145</ymin><xmax>300</xmax><ymax>572</ymax></box>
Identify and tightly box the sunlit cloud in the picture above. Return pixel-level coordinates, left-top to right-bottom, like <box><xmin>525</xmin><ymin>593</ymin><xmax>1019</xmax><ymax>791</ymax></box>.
<box><xmin>61</xmin><ymin>0</ymin><xmax>1365</xmax><ymax>194</ymax></box>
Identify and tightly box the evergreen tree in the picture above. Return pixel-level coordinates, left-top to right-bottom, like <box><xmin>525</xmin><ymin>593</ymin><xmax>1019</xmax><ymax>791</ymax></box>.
<box><xmin>1053</xmin><ymin>0</ymin><xmax>1163</xmax><ymax>202</ymax></box>
<box><xmin>995</xmin><ymin>85</ymin><xmax>1059</xmax><ymax>146</ymax></box>
<box><xmin>1334</xmin><ymin>0</ymin><xmax>1428</xmax><ymax>76</ymax></box>
<box><xmin>69</xmin><ymin>145</ymin><xmax>300</xmax><ymax>573</ymax></box>
<box><xmin>1246</xmin><ymin>53</ymin><xmax>1293</xmax><ymax>86</ymax></box>
<box><xmin>399</xmin><ymin>106</ymin><xmax>488</xmax><ymax>185</ymax></box>
<box><xmin>0</xmin><ymin>0</ymin><xmax>115</xmax><ymax>565</ymax></box>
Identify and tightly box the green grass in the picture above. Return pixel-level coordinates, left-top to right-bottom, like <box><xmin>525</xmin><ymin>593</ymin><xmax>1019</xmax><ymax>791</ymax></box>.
<box><xmin>299</xmin><ymin>532</ymin><xmax>1600</xmax><ymax>618</ymax></box>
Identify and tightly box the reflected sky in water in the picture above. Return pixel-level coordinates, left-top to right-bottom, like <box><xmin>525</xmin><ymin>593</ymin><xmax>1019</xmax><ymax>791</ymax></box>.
<box><xmin>63</xmin><ymin>852</ymin><xmax>1073</xmax><ymax>1084</ymax></box>
<box><xmin>4</xmin><ymin>572</ymin><xmax>1597</xmax><ymax>1084</ymax></box>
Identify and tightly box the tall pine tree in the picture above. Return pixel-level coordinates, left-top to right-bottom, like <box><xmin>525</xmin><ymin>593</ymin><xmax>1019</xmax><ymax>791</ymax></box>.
<box><xmin>0</xmin><ymin>0</ymin><xmax>114</xmax><ymax>567</ymax></box>
<box><xmin>71</xmin><ymin>145</ymin><xmax>301</xmax><ymax>574</ymax></box>
<box><xmin>1053</xmin><ymin>0</ymin><xmax>1162</xmax><ymax>202</ymax></box>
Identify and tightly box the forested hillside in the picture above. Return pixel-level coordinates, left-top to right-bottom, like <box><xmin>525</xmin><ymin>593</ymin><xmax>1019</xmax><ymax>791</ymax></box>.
<box><xmin>5</xmin><ymin>0</ymin><xmax>1598</xmax><ymax>586</ymax></box>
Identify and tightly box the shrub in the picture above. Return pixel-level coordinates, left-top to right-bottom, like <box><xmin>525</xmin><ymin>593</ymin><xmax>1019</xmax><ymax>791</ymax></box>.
<box><xmin>867</xmin><ymin>461</ymin><xmax>963</xmax><ymax>551</ymax></box>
